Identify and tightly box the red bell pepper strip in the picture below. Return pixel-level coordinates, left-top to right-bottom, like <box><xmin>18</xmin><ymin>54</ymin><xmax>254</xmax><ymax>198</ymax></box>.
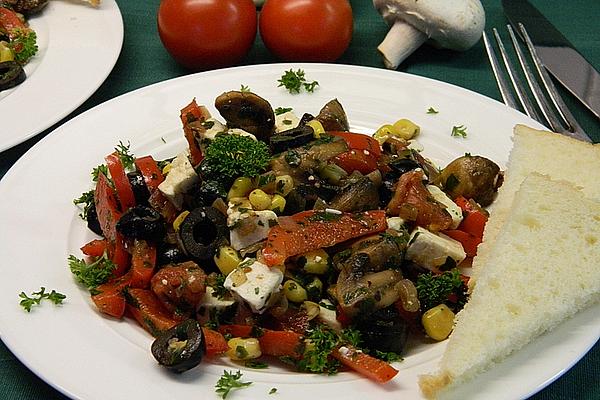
<box><xmin>94</xmin><ymin>172</ymin><xmax>121</xmax><ymax>241</ymax></box>
<box><xmin>262</xmin><ymin>210</ymin><xmax>387</xmax><ymax>267</ymax></box>
<box><xmin>333</xmin><ymin>150</ymin><xmax>379</xmax><ymax>175</ymax></box>
<box><xmin>180</xmin><ymin>99</ymin><xmax>210</xmax><ymax>166</ymax></box>
<box><xmin>0</xmin><ymin>7</ymin><xmax>27</xmax><ymax>34</ymax></box>
<box><xmin>332</xmin><ymin>345</ymin><xmax>398</xmax><ymax>384</ymax></box>
<box><xmin>94</xmin><ymin>172</ymin><xmax>130</xmax><ymax>275</ymax></box>
<box><xmin>80</xmin><ymin>238</ymin><xmax>107</xmax><ymax>258</ymax></box>
<box><xmin>134</xmin><ymin>155</ymin><xmax>164</xmax><ymax>191</ymax></box>
<box><xmin>129</xmin><ymin>239</ymin><xmax>156</xmax><ymax>289</ymax></box>
<box><xmin>443</xmin><ymin>229</ymin><xmax>481</xmax><ymax>258</ymax></box>
<box><xmin>91</xmin><ymin>271</ymin><xmax>132</xmax><ymax>318</ymax></box>
<box><xmin>219</xmin><ymin>325</ymin><xmax>304</xmax><ymax>358</ymax></box>
<box><xmin>106</xmin><ymin>152</ymin><xmax>136</xmax><ymax>211</ymax></box>
<box><xmin>202</xmin><ymin>328</ymin><xmax>229</xmax><ymax>357</ymax></box>
<box><xmin>330</xmin><ymin>131</ymin><xmax>382</xmax><ymax>158</ymax></box>
<box><xmin>125</xmin><ymin>288</ymin><xmax>184</xmax><ymax>337</ymax></box>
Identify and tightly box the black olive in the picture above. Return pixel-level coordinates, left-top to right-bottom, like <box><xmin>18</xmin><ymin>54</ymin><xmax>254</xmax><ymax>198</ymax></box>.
<box><xmin>190</xmin><ymin>180</ymin><xmax>227</xmax><ymax>208</ymax></box>
<box><xmin>116</xmin><ymin>205</ymin><xmax>166</xmax><ymax>242</ymax></box>
<box><xmin>388</xmin><ymin>158</ymin><xmax>421</xmax><ymax>177</ymax></box>
<box><xmin>86</xmin><ymin>204</ymin><xmax>103</xmax><ymax>236</ymax></box>
<box><xmin>269</xmin><ymin>125</ymin><xmax>314</xmax><ymax>154</ymax></box>
<box><xmin>151</xmin><ymin>319</ymin><xmax>206</xmax><ymax>373</ymax></box>
<box><xmin>355</xmin><ymin>306</ymin><xmax>409</xmax><ymax>355</ymax></box>
<box><xmin>0</xmin><ymin>61</ymin><xmax>26</xmax><ymax>92</ymax></box>
<box><xmin>179</xmin><ymin>206</ymin><xmax>227</xmax><ymax>260</ymax></box>
<box><xmin>156</xmin><ymin>244</ymin><xmax>187</xmax><ymax>267</ymax></box>
<box><xmin>127</xmin><ymin>171</ymin><xmax>150</xmax><ymax>205</ymax></box>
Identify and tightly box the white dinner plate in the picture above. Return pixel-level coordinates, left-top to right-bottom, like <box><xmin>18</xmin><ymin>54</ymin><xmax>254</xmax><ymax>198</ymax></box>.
<box><xmin>0</xmin><ymin>64</ymin><xmax>597</xmax><ymax>400</ymax></box>
<box><xmin>0</xmin><ymin>0</ymin><xmax>123</xmax><ymax>152</ymax></box>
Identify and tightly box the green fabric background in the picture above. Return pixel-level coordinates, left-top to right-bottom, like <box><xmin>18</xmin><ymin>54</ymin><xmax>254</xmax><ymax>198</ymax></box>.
<box><xmin>0</xmin><ymin>0</ymin><xmax>598</xmax><ymax>399</ymax></box>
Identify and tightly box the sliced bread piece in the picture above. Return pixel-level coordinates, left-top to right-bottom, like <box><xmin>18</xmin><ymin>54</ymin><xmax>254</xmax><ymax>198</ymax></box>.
<box><xmin>470</xmin><ymin>125</ymin><xmax>600</xmax><ymax>290</ymax></box>
<box><xmin>419</xmin><ymin>173</ymin><xmax>600</xmax><ymax>399</ymax></box>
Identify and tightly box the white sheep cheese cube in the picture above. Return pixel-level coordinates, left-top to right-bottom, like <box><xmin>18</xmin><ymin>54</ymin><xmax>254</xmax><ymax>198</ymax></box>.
<box><xmin>158</xmin><ymin>151</ymin><xmax>199</xmax><ymax>209</ymax></box>
<box><xmin>274</xmin><ymin>110</ymin><xmax>299</xmax><ymax>132</ymax></box>
<box><xmin>318</xmin><ymin>300</ymin><xmax>342</xmax><ymax>331</ymax></box>
<box><xmin>406</xmin><ymin>227</ymin><xmax>466</xmax><ymax>271</ymax></box>
<box><xmin>387</xmin><ymin>216</ymin><xmax>407</xmax><ymax>232</ymax></box>
<box><xmin>198</xmin><ymin>118</ymin><xmax>227</xmax><ymax>151</ymax></box>
<box><xmin>197</xmin><ymin>286</ymin><xmax>236</xmax><ymax>320</ymax></box>
<box><xmin>426</xmin><ymin>185</ymin><xmax>463</xmax><ymax>229</ymax></box>
<box><xmin>228</xmin><ymin>206</ymin><xmax>278</xmax><ymax>251</ymax></box>
<box><xmin>224</xmin><ymin>259</ymin><xmax>283</xmax><ymax>313</ymax></box>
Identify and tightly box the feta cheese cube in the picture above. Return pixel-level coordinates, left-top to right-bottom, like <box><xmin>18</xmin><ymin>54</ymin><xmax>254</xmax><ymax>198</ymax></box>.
<box><xmin>228</xmin><ymin>208</ymin><xmax>278</xmax><ymax>251</ymax></box>
<box><xmin>224</xmin><ymin>259</ymin><xmax>283</xmax><ymax>313</ymax></box>
<box><xmin>427</xmin><ymin>185</ymin><xmax>463</xmax><ymax>229</ymax></box>
<box><xmin>406</xmin><ymin>227</ymin><xmax>466</xmax><ymax>270</ymax></box>
<box><xmin>158</xmin><ymin>151</ymin><xmax>199</xmax><ymax>209</ymax></box>
<box><xmin>274</xmin><ymin>110</ymin><xmax>300</xmax><ymax>132</ymax></box>
<box><xmin>387</xmin><ymin>216</ymin><xmax>407</xmax><ymax>232</ymax></box>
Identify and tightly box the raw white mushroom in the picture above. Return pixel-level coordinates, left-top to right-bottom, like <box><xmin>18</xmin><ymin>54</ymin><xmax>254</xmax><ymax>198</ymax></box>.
<box><xmin>373</xmin><ymin>0</ymin><xmax>485</xmax><ymax>69</ymax></box>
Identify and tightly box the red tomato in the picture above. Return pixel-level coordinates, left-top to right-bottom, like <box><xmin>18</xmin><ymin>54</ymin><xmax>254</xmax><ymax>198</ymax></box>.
<box><xmin>333</xmin><ymin>150</ymin><xmax>378</xmax><ymax>175</ymax></box>
<box><xmin>157</xmin><ymin>0</ymin><xmax>257</xmax><ymax>70</ymax></box>
<box><xmin>259</xmin><ymin>0</ymin><xmax>353</xmax><ymax>62</ymax></box>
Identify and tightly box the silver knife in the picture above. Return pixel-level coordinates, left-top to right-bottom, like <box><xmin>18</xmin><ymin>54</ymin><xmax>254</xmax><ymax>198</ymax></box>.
<box><xmin>502</xmin><ymin>0</ymin><xmax>600</xmax><ymax>120</ymax></box>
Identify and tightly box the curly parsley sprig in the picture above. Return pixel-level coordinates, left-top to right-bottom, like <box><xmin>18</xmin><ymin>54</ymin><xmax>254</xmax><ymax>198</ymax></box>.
<box><xmin>215</xmin><ymin>370</ymin><xmax>252</xmax><ymax>399</ymax></box>
<box><xmin>278</xmin><ymin>69</ymin><xmax>319</xmax><ymax>94</ymax></box>
<box><xmin>19</xmin><ymin>287</ymin><xmax>66</xmax><ymax>312</ymax></box>
<box><xmin>68</xmin><ymin>253</ymin><xmax>117</xmax><ymax>294</ymax></box>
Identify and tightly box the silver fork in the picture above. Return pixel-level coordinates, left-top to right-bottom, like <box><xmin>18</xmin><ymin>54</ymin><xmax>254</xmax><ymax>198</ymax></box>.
<box><xmin>483</xmin><ymin>23</ymin><xmax>591</xmax><ymax>142</ymax></box>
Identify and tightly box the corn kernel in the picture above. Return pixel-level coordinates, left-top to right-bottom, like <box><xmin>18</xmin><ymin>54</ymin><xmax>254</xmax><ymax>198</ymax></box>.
<box><xmin>172</xmin><ymin>210</ymin><xmax>190</xmax><ymax>231</ymax></box>
<box><xmin>226</xmin><ymin>337</ymin><xmax>262</xmax><ymax>360</ymax></box>
<box><xmin>422</xmin><ymin>304</ymin><xmax>455</xmax><ymax>341</ymax></box>
<box><xmin>300</xmin><ymin>249</ymin><xmax>330</xmax><ymax>275</ymax></box>
<box><xmin>283</xmin><ymin>280</ymin><xmax>308</xmax><ymax>303</ymax></box>
<box><xmin>270</xmin><ymin>194</ymin><xmax>286</xmax><ymax>213</ymax></box>
<box><xmin>228</xmin><ymin>177</ymin><xmax>254</xmax><ymax>200</ymax></box>
<box><xmin>248</xmin><ymin>189</ymin><xmax>271</xmax><ymax>211</ymax></box>
<box><xmin>392</xmin><ymin>119</ymin><xmax>420</xmax><ymax>140</ymax></box>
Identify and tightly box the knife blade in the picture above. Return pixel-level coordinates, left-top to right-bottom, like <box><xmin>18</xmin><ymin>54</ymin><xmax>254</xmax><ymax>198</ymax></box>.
<box><xmin>502</xmin><ymin>0</ymin><xmax>600</xmax><ymax>120</ymax></box>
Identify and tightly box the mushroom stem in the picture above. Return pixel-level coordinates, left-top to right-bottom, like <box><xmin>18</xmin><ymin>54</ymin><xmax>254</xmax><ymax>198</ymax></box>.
<box><xmin>377</xmin><ymin>21</ymin><xmax>428</xmax><ymax>69</ymax></box>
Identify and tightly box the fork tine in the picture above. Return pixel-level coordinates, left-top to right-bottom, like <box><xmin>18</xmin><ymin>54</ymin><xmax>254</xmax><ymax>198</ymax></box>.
<box><xmin>517</xmin><ymin>23</ymin><xmax>592</xmax><ymax>142</ymax></box>
<box><xmin>506</xmin><ymin>24</ymin><xmax>564</xmax><ymax>132</ymax></box>
<box><xmin>483</xmin><ymin>31</ymin><xmax>519</xmax><ymax>110</ymax></box>
<box><xmin>490</xmin><ymin>28</ymin><xmax>544</xmax><ymax>123</ymax></box>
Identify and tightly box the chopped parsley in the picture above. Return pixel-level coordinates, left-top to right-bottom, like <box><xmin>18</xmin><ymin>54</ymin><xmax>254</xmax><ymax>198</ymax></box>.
<box><xmin>240</xmin><ymin>84</ymin><xmax>251</xmax><ymax>92</ymax></box>
<box><xmin>19</xmin><ymin>287</ymin><xmax>66</xmax><ymax>312</ymax></box>
<box><xmin>73</xmin><ymin>189</ymin><xmax>94</xmax><ymax>220</ymax></box>
<box><xmin>215</xmin><ymin>370</ymin><xmax>252</xmax><ymax>399</ymax></box>
<box><xmin>278</xmin><ymin>69</ymin><xmax>319</xmax><ymax>94</ymax></box>
<box><xmin>269</xmin><ymin>388</ymin><xmax>278</xmax><ymax>394</ymax></box>
<box><xmin>68</xmin><ymin>253</ymin><xmax>117</xmax><ymax>294</ymax></box>
<box><xmin>114</xmin><ymin>141</ymin><xmax>135</xmax><ymax>170</ymax></box>
<box><xmin>416</xmin><ymin>269</ymin><xmax>468</xmax><ymax>312</ymax></box>
<box><xmin>245</xmin><ymin>360</ymin><xmax>268</xmax><ymax>369</ymax></box>
<box><xmin>426</xmin><ymin>107</ymin><xmax>439</xmax><ymax>114</ymax></box>
<box><xmin>274</xmin><ymin>106</ymin><xmax>293</xmax><ymax>115</ymax></box>
<box><xmin>451</xmin><ymin>125</ymin><xmax>468</xmax><ymax>138</ymax></box>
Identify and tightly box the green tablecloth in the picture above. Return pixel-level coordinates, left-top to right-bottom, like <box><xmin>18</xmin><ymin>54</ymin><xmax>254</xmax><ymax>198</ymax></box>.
<box><xmin>0</xmin><ymin>0</ymin><xmax>598</xmax><ymax>399</ymax></box>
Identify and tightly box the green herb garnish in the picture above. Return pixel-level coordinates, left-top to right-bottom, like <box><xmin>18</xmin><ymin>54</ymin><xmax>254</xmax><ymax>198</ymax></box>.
<box><xmin>274</xmin><ymin>107</ymin><xmax>293</xmax><ymax>115</ymax></box>
<box><xmin>19</xmin><ymin>287</ymin><xmax>66</xmax><ymax>312</ymax></box>
<box><xmin>215</xmin><ymin>370</ymin><xmax>252</xmax><ymax>399</ymax></box>
<box><xmin>9</xmin><ymin>28</ymin><xmax>38</xmax><ymax>64</ymax></box>
<box><xmin>204</xmin><ymin>134</ymin><xmax>271</xmax><ymax>180</ymax></box>
<box><xmin>426</xmin><ymin>107</ymin><xmax>439</xmax><ymax>114</ymax></box>
<box><xmin>240</xmin><ymin>84</ymin><xmax>251</xmax><ymax>92</ymax></box>
<box><xmin>114</xmin><ymin>141</ymin><xmax>135</xmax><ymax>170</ymax></box>
<box><xmin>278</xmin><ymin>69</ymin><xmax>319</xmax><ymax>94</ymax></box>
<box><xmin>68</xmin><ymin>253</ymin><xmax>117</xmax><ymax>294</ymax></box>
<box><xmin>451</xmin><ymin>125</ymin><xmax>468</xmax><ymax>138</ymax></box>
<box><xmin>415</xmin><ymin>269</ymin><xmax>468</xmax><ymax>312</ymax></box>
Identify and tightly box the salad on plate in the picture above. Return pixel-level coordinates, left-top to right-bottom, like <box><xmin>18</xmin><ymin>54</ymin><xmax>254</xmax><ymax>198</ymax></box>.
<box><xmin>69</xmin><ymin>87</ymin><xmax>503</xmax><ymax>386</ymax></box>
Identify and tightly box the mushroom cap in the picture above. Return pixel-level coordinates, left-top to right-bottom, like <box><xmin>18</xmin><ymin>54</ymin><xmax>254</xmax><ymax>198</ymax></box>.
<box><xmin>373</xmin><ymin>0</ymin><xmax>485</xmax><ymax>51</ymax></box>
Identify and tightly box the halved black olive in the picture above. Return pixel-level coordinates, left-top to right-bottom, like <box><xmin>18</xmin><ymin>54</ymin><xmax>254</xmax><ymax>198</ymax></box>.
<box><xmin>355</xmin><ymin>306</ymin><xmax>409</xmax><ymax>355</ymax></box>
<box><xmin>127</xmin><ymin>171</ymin><xmax>150</xmax><ymax>205</ymax></box>
<box><xmin>179</xmin><ymin>206</ymin><xmax>227</xmax><ymax>260</ymax></box>
<box><xmin>116</xmin><ymin>205</ymin><xmax>166</xmax><ymax>242</ymax></box>
<box><xmin>190</xmin><ymin>180</ymin><xmax>227</xmax><ymax>208</ymax></box>
<box><xmin>269</xmin><ymin>125</ymin><xmax>314</xmax><ymax>154</ymax></box>
<box><xmin>151</xmin><ymin>319</ymin><xmax>206</xmax><ymax>373</ymax></box>
<box><xmin>0</xmin><ymin>61</ymin><xmax>26</xmax><ymax>92</ymax></box>
<box><xmin>86</xmin><ymin>203</ymin><xmax>103</xmax><ymax>236</ymax></box>
<box><xmin>156</xmin><ymin>244</ymin><xmax>187</xmax><ymax>267</ymax></box>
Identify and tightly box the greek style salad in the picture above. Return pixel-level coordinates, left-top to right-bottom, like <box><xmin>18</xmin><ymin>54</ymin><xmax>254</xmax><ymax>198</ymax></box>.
<box><xmin>70</xmin><ymin>87</ymin><xmax>502</xmax><ymax>384</ymax></box>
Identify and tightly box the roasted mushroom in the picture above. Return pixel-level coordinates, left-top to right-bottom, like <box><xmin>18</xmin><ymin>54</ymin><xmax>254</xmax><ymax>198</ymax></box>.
<box><xmin>328</xmin><ymin>175</ymin><xmax>380</xmax><ymax>212</ymax></box>
<box><xmin>435</xmin><ymin>155</ymin><xmax>502</xmax><ymax>207</ymax></box>
<box><xmin>334</xmin><ymin>232</ymin><xmax>409</xmax><ymax>319</ymax></box>
<box><xmin>214</xmin><ymin>91</ymin><xmax>275</xmax><ymax>141</ymax></box>
<box><xmin>315</xmin><ymin>99</ymin><xmax>350</xmax><ymax>132</ymax></box>
<box><xmin>0</xmin><ymin>61</ymin><xmax>26</xmax><ymax>92</ymax></box>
